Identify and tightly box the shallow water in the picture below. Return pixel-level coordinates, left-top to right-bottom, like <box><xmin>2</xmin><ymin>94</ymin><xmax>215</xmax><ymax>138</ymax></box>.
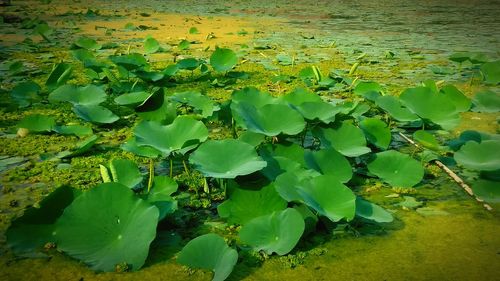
<box><xmin>1</xmin><ymin>0</ymin><xmax>499</xmax><ymax>280</ymax></box>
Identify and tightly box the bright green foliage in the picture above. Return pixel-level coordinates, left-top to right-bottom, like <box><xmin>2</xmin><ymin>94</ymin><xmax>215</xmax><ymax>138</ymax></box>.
<box><xmin>108</xmin><ymin>159</ymin><xmax>143</xmax><ymax>189</ymax></box>
<box><xmin>359</xmin><ymin>118</ymin><xmax>391</xmax><ymax>150</ymax></box>
<box><xmin>57</xmin><ymin>135</ymin><xmax>99</xmax><ymax>158</ymax></box>
<box><xmin>472</xmin><ymin>90</ymin><xmax>500</xmax><ymax>113</ymax></box>
<box><xmin>189</xmin><ymin>27</ymin><xmax>199</xmax><ymax>34</ymax></box>
<box><xmin>49</xmin><ymin>84</ymin><xmax>107</xmax><ymax>105</ymax></box>
<box><xmin>73</xmin><ymin>104</ymin><xmax>119</xmax><ymax>124</ymax></box>
<box><xmin>54</xmin><ymin>183</ymin><xmax>159</xmax><ymax>272</ymax></box>
<box><xmin>54</xmin><ymin>125</ymin><xmax>93</xmax><ymax>137</ymax></box>
<box><xmin>121</xmin><ymin>138</ymin><xmax>162</xmax><ymax>158</ymax></box>
<box><xmin>110</xmin><ymin>53</ymin><xmax>148</xmax><ymax>70</ymax></box>
<box><xmin>11</xmin><ymin>81</ymin><xmax>41</xmax><ymax>107</ymax></box>
<box><xmin>281</xmin><ymin>88</ymin><xmax>338</xmax><ymax>123</ymax></box>
<box><xmin>239</xmin><ymin>208</ymin><xmax>305</xmax><ymax>255</ymax></box>
<box><xmin>177</xmin><ymin>233</ymin><xmax>238</xmax><ymax>281</ymax></box>
<box><xmin>178</xmin><ymin>39</ymin><xmax>190</xmax><ymax>50</ymax></box>
<box><xmin>146</xmin><ymin>176</ymin><xmax>178</xmax><ymax>220</ymax></box>
<box><xmin>439</xmin><ymin>85</ymin><xmax>471</xmax><ymax>112</ymax></box>
<box><xmin>171</xmin><ymin>91</ymin><xmax>219</xmax><ymax>118</ymax></box>
<box><xmin>274</xmin><ymin>168</ymin><xmax>319</xmax><ymax>202</ymax></box>
<box><xmin>210</xmin><ymin>48</ymin><xmax>238</xmax><ymax>72</ymax></box>
<box><xmin>354</xmin><ymin>81</ymin><xmax>383</xmax><ymax>100</ymax></box>
<box><xmin>454</xmin><ymin>140</ymin><xmax>500</xmax><ymax>171</ymax></box>
<box><xmin>189</xmin><ymin>139</ymin><xmax>267</xmax><ymax>178</ymax></box>
<box><xmin>413</xmin><ymin>130</ymin><xmax>440</xmax><ymax>150</ymax></box>
<box><xmin>399</xmin><ymin>86</ymin><xmax>461</xmax><ymax>129</ymax></box>
<box><xmin>471</xmin><ymin>179</ymin><xmax>500</xmax><ymax>203</ymax></box>
<box><xmin>143</xmin><ymin>36</ymin><xmax>160</xmax><ymax>54</ymax></box>
<box><xmin>367</xmin><ymin>150</ymin><xmax>424</xmax><ymax>187</ymax></box>
<box><xmin>114</xmin><ymin>91</ymin><xmax>152</xmax><ymax>107</ymax></box>
<box><xmin>355</xmin><ymin>197</ymin><xmax>393</xmax><ymax>223</ymax></box>
<box><xmin>232</xmin><ymin>102</ymin><xmax>306</xmax><ymax>136</ymax></box>
<box><xmin>46</xmin><ymin>63</ymin><xmax>73</xmax><ymax>90</ymax></box>
<box><xmin>375</xmin><ymin>96</ymin><xmax>420</xmax><ymax>122</ymax></box>
<box><xmin>480</xmin><ymin>60</ymin><xmax>500</xmax><ymax>84</ymax></box>
<box><xmin>177</xmin><ymin>58</ymin><xmax>200</xmax><ymax>70</ymax></box>
<box><xmin>304</xmin><ymin>148</ymin><xmax>352</xmax><ymax>183</ymax></box>
<box><xmin>297</xmin><ymin>175</ymin><xmax>356</xmax><ymax>222</ymax></box>
<box><xmin>74</xmin><ymin>36</ymin><xmax>101</xmax><ymax>50</ymax></box>
<box><xmin>313</xmin><ymin>122</ymin><xmax>371</xmax><ymax>157</ymax></box>
<box><xmin>217</xmin><ymin>183</ymin><xmax>287</xmax><ymax>225</ymax></box>
<box><xmin>18</xmin><ymin>114</ymin><xmax>55</xmax><ymax>132</ymax></box>
<box><xmin>134</xmin><ymin>116</ymin><xmax>208</xmax><ymax>156</ymax></box>
<box><xmin>6</xmin><ymin>186</ymin><xmax>80</xmax><ymax>256</ymax></box>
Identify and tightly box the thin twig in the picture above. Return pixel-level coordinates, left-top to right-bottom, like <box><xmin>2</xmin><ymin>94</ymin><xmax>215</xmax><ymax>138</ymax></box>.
<box><xmin>398</xmin><ymin>132</ymin><xmax>492</xmax><ymax>211</ymax></box>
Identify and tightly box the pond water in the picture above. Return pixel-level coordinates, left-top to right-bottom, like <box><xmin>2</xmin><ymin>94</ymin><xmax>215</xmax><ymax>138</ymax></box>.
<box><xmin>0</xmin><ymin>1</ymin><xmax>499</xmax><ymax>280</ymax></box>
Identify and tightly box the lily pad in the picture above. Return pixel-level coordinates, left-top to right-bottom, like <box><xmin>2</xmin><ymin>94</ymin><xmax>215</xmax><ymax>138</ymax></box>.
<box><xmin>297</xmin><ymin>175</ymin><xmax>356</xmax><ymax>222</ymax></box>
<box><xmin>114</xmin><ymin>91</ymin><xmax>152</xmax><ymax>107</ymax></box>
<box><xmin>121</xmin><ymin>138</ymin><xmax>162</xmax><ymax>158</ymax></box>
<box><xmin>210</xmin><ymin>48</ymin><xmax>238</xmax><ymax>72</ymax></box>
<box><xmin>471</xmin><ymin>179</ymin><xmax>500</xmax><ymax>203</ymax></box>
<box><xmin>454</xmin><ymin>140</ymin><xmax>500</xmax><ymax>171</ymax></box>
<box><xmin>282</xmin><ymin>89</ymin><xmax>338</xmax><ymax>123</ymax></box>
<box><xmin>189</xmin><ymin>139</ymin><xmax>267</xmax><ymax>178</ymax></box>
<box><xmin>146</xmin><ymin>176</ymin><xmax>178</xmax><ymax>220</ymax></box>
<box><xmin>439</xmin><ymin>85</ymin><xmax>471</xmax><ymax>112</ymax></box>
<box><xmin>353</xmin><ymin>81</ymin><xmax>383</xmax><ymax>100</ymax></box>
<box><xmin>217</xmin><ymin>183</ymin><xmax>287</xmax><ymax>225</ymax></box>
<box><xmin>472</xmin><ymin>90</ymin><xmax>500</xmax><ymax>113</ymax></box>
<box><xmin>143</xmin><ymin>36</ymin><xmax>160</xmax><ymax>54</ymax></box>
<box><xmin>11</xmin><ymin>81</ymin><xmax>41</xmax><ymax>107</ymax></box>
<box><xmin>239</xmin><ymin>208</ymin><xmax>305</xmax><ymax>255</ymax></box>
<box><xmin>6</xmin><ymin>186</ymin><xmax>80</xmax><ymax>256</ymax></box>
<box><xmin>74</xmin><ymin>36</ymin><xmax>101</xmax><ymax>50</ymax></box>
<box><xmin>367</xmin><ymin>150</ymin><xmax>424</xmax><ymax>187</ymax></box>
<box><xmin>177</xmin><ymin>58</ymin><xmax>200</xmax><ymax>71</ymax></box>
<box><xmin>49</xmin><ymin>84</ymin><xmax>107</xmax><ymax>106</ymax></box>
<box><xmin>109</xmin><ymin>159</ymin><xmax>143</xmax><ymax>189</ymax></box>
<box><xmin>359</xmin><ymin>118</ymin><xmax>391</xmax><ymax>150</ymax></box>
<box><xmin>54</xmin><ymin>125</ymin><xmax>93</xmax><ymax>137</ymax></box>
<box><xmin>171</xmin><ymin>91</ymin><xmax>219</xmax><ymax>118</ymax></box>
<box><xmin>73</xmin><ymin>104</ymin><xmax>119</xmax><ymax>124</ymax></box>
<box><xmin>304</xmin><ymin>148</ymin><xmax>352</xmax><ymax>183</ymax></box>
<box><xmin>399</xmin><ymin>86</ymin><xmax>460</xmax><ymax>130</ymax></box>
<box><xmin>355</xmin><ymin>198</ymin><xmax>393</xmax><ymax>223</ymax></box>
<box><xmin>134</xmin><ymin>116</ymin><xmax>208</xmax><ymax>157</ymax></box>
<box><xmin>313</xmin><ymin>122</ymin><xmax>371</xmax><ymax>157</ymax></box>
<box><xmin>110</xmin><ymin>53</ymin><xmax>148</xmax><ymax>70</ymax></box>
<box><xmin>480</xmin><ymin>60</ymin><xmax>500</xmax><ymax>84</ymax></box>
<box><xmin>54</xmin><ymin>183</ymin><xmax>159</xmax><ymax>272</ymax></box>
<box><xmin>177</xmin><ymin>233</ymin><xmax>238</xmax><ymax>281</ymax></box>
<box><xmin>232</xmin><ymin>102</ymin><xmax>305</xmax><ymax>136</ymax></box>
<box><xmin>413</xmin><ymin>130</ymin><xmax>440</xmax><ymax>151</ymax></box>
<box><xmin>18</xmin><ymin>114</ymin><xmax>55</xmax><ymax>133</ymax></box>
<box><xmin>46</xmin><ymin>63</ymin><xmax>73</xmax><ymax>90</ymax></box>
<box><xmin>375</xmin><ymin>96</ymin><xmax>420</xmax><ymax>122</ymax></box>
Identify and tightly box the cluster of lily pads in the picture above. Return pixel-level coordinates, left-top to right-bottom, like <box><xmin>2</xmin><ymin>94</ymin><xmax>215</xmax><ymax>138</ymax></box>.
<box><xmin>4</xmin><ymin>34</ymin><xmax>500</xmax><ymax>280</ymax></box>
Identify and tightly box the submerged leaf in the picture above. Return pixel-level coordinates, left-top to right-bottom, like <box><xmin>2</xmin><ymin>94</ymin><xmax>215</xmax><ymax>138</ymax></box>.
<box><xmin>239</xmin><ymin>208</ymin><xmax>305</xmax><ymax>255</ymax></box>
<box><xmin>49</xmin><ymin>84</ymin><xmax>107</xmax><ymax>106</ymax></box>
<box><xmin>177</xmin><ymin>233</ymin><xmax>238</xmax><ymax>281</ymax></box>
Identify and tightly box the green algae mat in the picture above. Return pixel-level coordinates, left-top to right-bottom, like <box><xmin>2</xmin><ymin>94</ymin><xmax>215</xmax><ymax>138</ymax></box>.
<box><xmin>1</xmin><ymin>1</ymin><xmax>500</xmax><ymax>280</ymax></box>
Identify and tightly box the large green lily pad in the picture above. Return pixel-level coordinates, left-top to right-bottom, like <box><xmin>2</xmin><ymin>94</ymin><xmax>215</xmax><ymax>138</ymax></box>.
<box><xmin>54</xmin><ymin>183</ymin><xmax>159</xmax><ymax>272</ymax></box>
<box><xmin>18</xmin><ymin>114</ymin><xmax>55</xmax><ymax>133</ymax></box>
<box><xmin>471</xmin><ymin>179</ymin><xmax>500</xmax><ymax>203</ymax></box>
<box><xmin>472</xmin><ymin>90</ymin><xmax>500</xmax><ymax>113</ymax></box>
<box><xmin>367</xmin><ymin>150</ymin><xmax>424</xmax><ymax>187</ymax></box>
<box><xmin>313</xmin><ymin>122</ymin><xmax>371</xmax><ymax>157</ymax></box>
<box><xmin>304</xmin><ymin>148</ymin><xmax>352</xmax><ymax>183</ymax></box>
<box><xmin>73</xmin><ymin>104</ymin><xmax>119</xmax><ymax>124</ymax></box>
<box><xmin>359</xmin><ymin>118</ymin><xmax>391</xmax><ymax>150</ymax></box>
<box><xmin>239</xmin><ymin>208</ymin><xmax>305</xmax><ymax>255</ymax></box>
<box><xmin>11</xmin><ymin>81</ymin><xmax>41</xmax><ymax>107</ymax></box>
<box><xmin>355</xmin><ymin>197</ymin><xmax>393</xmax><ymax>223</ymax></box>
<box><xmin>375</xmin><ymin>96</ymin><xmax>420</xmax><ymax>122</ymax></box>
<box><xmin>480</xmin><ymin>60</ymin><xmax>500</xmax><ymax>84</ymax></box>
<box><xmin>217</xmin><ymin>183</ymin><xmax>287</xmax><ymax>225</ymax></box>
<box><xmin>189</xmin><ymin>139</ymin><xmax>267</xmax><ymax>178</ymax></box>
<box><xmin>454</xmin><ymin>140</ymin><xmax>500</xmax><ymax>171</ymax></box>
<box><xmin>210</xmin><ymin>48</ymin><xmax>238</xmax><ymax>72</ymax></box>
<box><xmin>134</xmin><ymin>116</ymin><xmax>208</xmax><ymax>156</ymax></box>
<box><xmin>49</xmin><ymin>84</ymin><xmax>107</xmax><ymax>105</ymax></box>
<box><xmin>177</xmin><ymin>233</ymin><xmax>238</xmax><ymax>281</ymax></box>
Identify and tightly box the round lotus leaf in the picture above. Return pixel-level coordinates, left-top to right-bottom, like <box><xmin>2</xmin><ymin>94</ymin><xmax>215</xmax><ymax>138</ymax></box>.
<box><xmin>54</xmin><ymin>183</ymin><xmax>159</xmax><ymax>272</ymax></box>
<box><xmin>189</xmin><ymin>139</ymin><xmax>267</xmax><ymax>178</ymax></box>
<box><xmin>177</xmin><ymin>233</ymin><xmax>238</xmax><ymax>281</ymax></box>
<box><xmin>110</xmin><ymin>53</ymin><xmax>148</xmax><ymax>70</ymax></box>
<box><xmin>313</xmin><ymin>122</ymin><xmax>371</xmax><ymax>157</ymax></box>
<box><xmin>231</xmin><ymin>87</ymin><xmax>277</xmax><ymax>108</ymax></box>
<box><xmin>355</xmin><ymin>197</ymin><xmax>393</xmax><ymax>223</ymax></box>
<box><xmin>114</xmin><ymin>91</ymin><xmax>152</xmax><ymax>107</ymax></box>
<box><xmin>304</xmin><ymin>148</ymin><xmax>352</xmax><ymax>183</ymax></box>
<box><xmin>274</xmin><ymin>168</ymin><xmax>319</xmax><ymax>202</ymax></box>
<box><xmin>413</xmin><ymin>130</ymin><xmax>440</xmax><ymax>151</ymax></box>
<box><xmin>359</xmin><ymin>118</ymin><xmax>391</xmax><ymax>150</ymax></box>
<box><xmin>134</xmin><ymin>116</ymin><xmax>208</xmax><ymax>157</ymax></box>
<box><xmin>11</xmin><ymin>81</ymin><xmax>41</xmax><ymax>107</ymax></box>
<box><xmin>282</xmin><ymin>88</ymin><xmax>323</xmax><ymax>105</ymax></box>
<box><xmin>232</xmin><ymin>102</ymin><xmax>305</xmax><ymax>136</ymax></box>
<box><xmin>73</xmin><ymin>104</ymin><xmax>119</xmax><ymax>124</ymax></box>
<box><xmin>74</xmin><ymin>36</ymin><xmax>101</xmax><ymax>50</ymax></box>
<box><xmin>375</xmin><ymin>96</ymin><xmax>419</xmax><ymax>122</ymax></box>
<box><xmin>49</xmin><ymin>84</ymin><xmax>107</xmax><ymax>106</ymax></box>
<box><xmin>399</xmin><ymin>86</ymin><xmax>460</xmax><ymax>130</ymax></box>
<box><xmin>217</xmin><ymin>183</ymin><xmax>286</xmax><ymax>225</ymax></box>
<box><xmin>54</xmin><ymin>125</ymin><xmax>93</xmax><ymax>137</ymax></box>
<box><xmin>454</xmin><ymin>140</ymin><xmax>500</xmax><ymax>171</ymax></box>
<box><xmin>177</xmin><ymin>58</ymin><xmax>200</xmax><ymax>70</ymax></box>
<box><xmin>18</xmin><ymin>114</ymin><xmax>55</xmax><ymax>133</ymax></box>
<box><xmin>143</xmin><ymin>36</ymin><xmax>160</xmax><ymax>54</ymax></box>
<box><xmin>471</xmin><ymin>179</ymin><xmax>500</xmax><ymax>203</ymax></box>
<box><xmin>45</xmin><ymin>63</ymin><xmax>73</xmax><ymax>90</ymax></box>
<box><xmin>210</xmin><ymin>48</ymin><xmax>238</xmax><ymax>72</ymax></box>
<box><xmin>121</xmin><ymin>137</ymin><xmax>162</xmax><ymax>158</ymax></box>
<box><xmin>472</xmin><ymin>90</ymin><xmax>500</xmax><ymax>113</ymax></box>
<box><xmin>353</xmin><ymin>81</ymin><xmax>383</xmax><ymax>100</ymax></box>
<box><xmin>239</xmin><ymin>208</ymin><xmax>305</xmax><ymax>255</ymax></box>
<box><xmin>367</xmin><ymin>150</ymin><xmax>424</xmax><ymax>187</ymax></box>
<box><xmin>439</xmin><ymin>85</ymin><xmax>471</xmax><ymax>112</ymax></box>
<box><xmin>171</xmin><ymin>91</ymin><xmax>219</xmax><ymax>118</ymax></box>
<box><xmin>480</xmin><ymin>60</ymin><xmax>500</xmax><ymax>84</ymax></box>
<box><xmin>297</xmin><ymin>175</ymin><xmax>356</xmax><ymax>222</ymax></box>
<box><xmin>109</xmin><ymin>159</ymin><xmax>143</xmax><ymax>189</ymax></box>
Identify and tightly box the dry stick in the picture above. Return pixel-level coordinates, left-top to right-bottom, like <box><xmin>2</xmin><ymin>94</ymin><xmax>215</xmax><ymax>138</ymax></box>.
<box><xmin>398</xmin><ymin>132</ymin><xmax>493</xmax><ymax>211</ymax></box>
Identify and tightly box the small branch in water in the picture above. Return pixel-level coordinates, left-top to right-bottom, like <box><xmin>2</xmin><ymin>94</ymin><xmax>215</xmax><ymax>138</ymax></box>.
<box><xmin>398</xmin><ymin>132</ymin><xmax>492</xmax><ymax>211</ymax></box>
